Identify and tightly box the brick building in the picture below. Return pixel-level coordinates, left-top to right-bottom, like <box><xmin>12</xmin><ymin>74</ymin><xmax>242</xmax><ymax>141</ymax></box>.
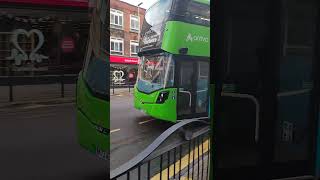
<box><xmin>110</xmin><ymin>0</ymin><xmax>146</xmax><ymax>86</ymax></box>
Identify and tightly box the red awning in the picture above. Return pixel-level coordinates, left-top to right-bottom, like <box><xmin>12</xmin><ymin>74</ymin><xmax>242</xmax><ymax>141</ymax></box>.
<box><xmin>110</xmin><ymin>56</ymin><xmax>138</xmax><ymax>65</ymax></box>
<box><xmin>0</xmin><ymin>0</ymin><xmax>88</xmax><ymax>7</ymax></box>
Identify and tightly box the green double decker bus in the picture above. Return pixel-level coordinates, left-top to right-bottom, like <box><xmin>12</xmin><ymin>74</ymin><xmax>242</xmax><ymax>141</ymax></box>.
<box><xmin>76</xmin><ymin>0</ymin><xmax>109</xmax><ymax>160</ymax></box>
<box><xmin>134</xmin><ymin>0</ymin><xmax>210</xmax><ymax>123</ymax></box>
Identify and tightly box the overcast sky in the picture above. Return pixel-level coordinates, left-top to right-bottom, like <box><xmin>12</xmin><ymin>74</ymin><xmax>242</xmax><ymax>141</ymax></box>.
<box><xmin>120</xmin><ymin>0</ymin><xmax>158</xmax><ymax>9</ymax></box>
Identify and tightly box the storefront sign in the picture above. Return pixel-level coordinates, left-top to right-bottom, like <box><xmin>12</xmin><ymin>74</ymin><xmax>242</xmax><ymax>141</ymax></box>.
<box><xmin>112</xmin><ymin>70</ymin><xmax>125</xmax><ymax>85</ymax></box>
<box><xmin>6</xmin><ymin>29</ymin><xmax>49</xmax><ymax>66</ymax></box>
<box><xmin>0</xmin><ymin>0</ymin><xmax>88</xmax><ymax>7</ymax></box>
<box><xmin>110</xmin><ymin>56</ymin><xmax>138</xmax><ymax>65</ymax></box>
<box><xmin>61</xmin><ymin>37</ymin><xmax>75</xmax><ymax>53</ymax></box>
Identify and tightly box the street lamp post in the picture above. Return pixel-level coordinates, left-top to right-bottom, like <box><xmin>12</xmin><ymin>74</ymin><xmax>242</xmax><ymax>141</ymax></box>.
<box><xmin>137</xmin><ymin>2</ymin><xmax>143</xmax><ymax>42</ymax></box>
<box><xmin>136</xmin><ymin>2</ymin><xmax>143</xmax><ymax>86</ymax></box>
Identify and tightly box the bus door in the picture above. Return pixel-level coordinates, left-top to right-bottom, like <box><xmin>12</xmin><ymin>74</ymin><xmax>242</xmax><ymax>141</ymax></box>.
<box><xmin>176</xmin><ymin>57</ymin><xmax>209</xmax><ymax>119</ymax></box>
<box><xmin>213</xmin><ymin>0</ymin><xmax>319</xmax><ymax>179</ymax></box>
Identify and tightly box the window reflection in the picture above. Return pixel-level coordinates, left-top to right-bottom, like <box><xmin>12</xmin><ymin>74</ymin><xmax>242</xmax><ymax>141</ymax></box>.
<box><xmin>0</xmin><ymin>9</ymin><xmax>89</xmax><ymax>76</ymax></box>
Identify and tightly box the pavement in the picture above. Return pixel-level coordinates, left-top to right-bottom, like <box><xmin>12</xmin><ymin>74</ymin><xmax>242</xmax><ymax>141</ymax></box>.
<box><xmin>0</xmin><ymin>84</ymin><xmax>76</xmax><ymax>108</ymax></box>
<box><xmin>0</xmin><ymin>85</ymin><xmax>130</xmax><ymax>109</ymax></box>
<box><xmin>0</xmin><ymin>103</ymin><xmax>107</xmax><ymax>180</ymax></box>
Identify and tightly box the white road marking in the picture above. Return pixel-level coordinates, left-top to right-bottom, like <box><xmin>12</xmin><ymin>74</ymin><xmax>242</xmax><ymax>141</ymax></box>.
<box><xmin>110</xmin><ymin>129</ymin><xmax>121</xmax><ymax>133</ymax></box>
<box><xmin>138</xmin><ymin>119</ymin><xmax>154</xmax><ymax>125</ymax></box>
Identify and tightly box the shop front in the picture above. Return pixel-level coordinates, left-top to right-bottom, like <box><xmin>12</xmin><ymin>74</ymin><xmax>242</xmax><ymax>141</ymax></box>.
<box><xmin>0</xmin><ymin>0</ymin><xmax>90</xmax><ymax>76</ymax></box>
<box><xmin>110</xmin><ymin>55</ymin><xmax>138</xmax><ymax>87</ymax></box>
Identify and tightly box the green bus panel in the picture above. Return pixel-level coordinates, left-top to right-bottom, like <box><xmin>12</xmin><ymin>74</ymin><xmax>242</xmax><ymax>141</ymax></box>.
<box><xmin>134</xmin><ymin>86</ymin><xmax>177</xmax><ymax>122</ymax></box>
<box><xmin>193</xmin><ymin>0</ymin><xmax>210</xmax><ymax>5</ymax></box>
<box><xmin>162</xmin><ymin>21</ymin><xmax>210</xmax><ymax>57</ymax></box>
<box><xmin>76</xmin><ymin>72</ymin><xmax>109</xmax><ymax>155</ymax></box>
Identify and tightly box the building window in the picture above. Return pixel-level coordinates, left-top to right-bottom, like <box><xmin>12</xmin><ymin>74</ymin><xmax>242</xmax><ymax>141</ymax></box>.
<box><xmin>110</xmin><ymin>37</ymin><xmax>124</xmax><ymax>55</ymax></box>
<box><xmin>130</xmin><ymin>41</ymin><xmax>139</xmax><ymax>56</ymax></box>
<box><xmin>110</xmin><ymin>9</ymin><xmax>123</xmax><ymax>28</ymax></box>
<box><xmin>130</xmin><ymin>15</ymin><xmax>139</xmax><ymax>32</ymax></box>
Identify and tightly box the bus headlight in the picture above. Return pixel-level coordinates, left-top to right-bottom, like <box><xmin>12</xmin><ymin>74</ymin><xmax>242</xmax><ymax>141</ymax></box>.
<box><xmin>156</xmin><ymin>91</ymin><xmax>169</xmax><ymax>104</ymax></box>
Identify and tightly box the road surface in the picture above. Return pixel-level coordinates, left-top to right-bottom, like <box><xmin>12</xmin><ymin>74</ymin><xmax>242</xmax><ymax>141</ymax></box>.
<box><xmin>110</xmin><ymin>92</ymin><xmax>173</xmax><ymax>170</ymax></box>
<box><xmin>0</xmin><ymin>103</ymin><xmax>107</xmax><ymax>180</ymax></box>
<box><xmin>110</xmin><ymin>92</ymin><xmax>210</xmax><ymax>176</ymax></box>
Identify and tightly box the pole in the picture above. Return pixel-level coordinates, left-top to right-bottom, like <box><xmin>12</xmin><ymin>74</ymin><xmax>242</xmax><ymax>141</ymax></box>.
<box><xmin>61</xmin><ymin>65</ymin><xmax>65</xmax><ymax>98</ymax></box>
<box><xmin>112</xmin><ymin>79</ymin><xmax>115</xmax><ymax>95</ymax></box>
<box><xmin>9</xmin><ymin>66</ymin><xmax>13</xmax><ymax>102</ymax></box>
<box><xmin>137</xmin><ymin>8</ymin><xmax>140</xmax><ymax>43</ymax></box>
<box><xmin>129</xmin><ymin>80</ymin><xmax>131</xmax><ymax>93</ymax></box>
<box><xmin>137</xmin><ymin>2</ymin><xmax>142</xmax><ymax>42</ymax></box>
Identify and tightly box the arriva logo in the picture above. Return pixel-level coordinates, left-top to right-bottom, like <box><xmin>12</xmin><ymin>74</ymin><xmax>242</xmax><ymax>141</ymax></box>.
<box><xmin>186</xmin><ymin>33</ymin><xmax>209</xmax><ymax>43</ymax></box>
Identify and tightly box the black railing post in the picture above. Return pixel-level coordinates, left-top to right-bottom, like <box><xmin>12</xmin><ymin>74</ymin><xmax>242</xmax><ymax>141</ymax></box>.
<box><xmin>61</xmin><ymin>66</ymin><xmax>65</xmax><ymax>98</ymax></box>
<box><xmin>112</xmin><ymin>80</ymin><xmax>115</xmax><ymax>95</ymax></box>
<box><xmin>197</xmin><ymin>137</ymin><xmax>200</xmax><ymax>180</ymax></box>
<box><xmin>173</xmin><ymin>147</ymin><xmax>176</xmax><ymax>179</ymax></box>
<box><xmin>138</xmin><ymin>166</ymin><xmax>141</xmax><ymax>180</ymax></box>
<box><xmin>207</xmin><ymin>134</ymin><xmax>211</xmax><ymax>180</ymax></box>
<box><xmin>9</xmin><ymin>83</ymin><xmax>13</xmax><ymax>102</ymax></box>
<box><xmin>129</xmin><ymin>82</ymin><xmax>131</xmax><ymax>93</ymax></box>
<box><xmin>179</xmin><ymin>145</ymin><xmax>182</xmax><ymax>180</ymax></box>
<box><xmin>167</xmin><ymin>150</ymin><xmax>171</xmax><ymax>179</ymax></box>
<box><xmin>147</xmin><ymin>161</ymin><xmax>151</xmax><ymax>180</ymax></box>
<box><xmin>192</xmin><ymin>139</ymin><xmax>195</xmax><ymax>179</ymax></box>
<box><xmin>201</xmin><ymin>135</ymin><xmax>204</xmax><ymax>179</ymax></box>
<box><xmin>9</xmin><ymin>66</ymin><xmax>13</xmax><ymax>102</ymax></box>
<box><xmin>187</xmin><ymin>141</ymin><xmax>191</xmax><ymax>179</ymax></box>
<box><xmin>160</xmin><ymin>154</ymin><xmax>163</xmax><ymax>180</ymax></box>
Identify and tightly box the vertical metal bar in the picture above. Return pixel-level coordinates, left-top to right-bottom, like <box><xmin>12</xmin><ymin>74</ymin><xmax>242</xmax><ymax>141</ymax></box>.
<box><xmin>160</xmin><ymin>154</ymin><xmax>163</xmax><ymax>180</ymax></box>
<box><xmin>179</xmin><ymin>144</ymin><xmax>182</xmax><ymax>180</ymax></box>
<box><xmin>138</xmin><ymin>166</ymin><xmax>141</xmax><ymax>180</ymax></box>
<box><xmin>127</xmin><ymin>171</ymin><xmax>130</xmax><ymax>180</ymax></box>
<box><xmin>9</xmin><ymin>67</ymin><xmax>13</xmax><ymax>102</ymax></box>
<box><xmin>167</xmin><ymin>150</ymin><xmax>171</xmax><ymax>180</ymax></box>
<box><xmin>173</xmin><ymin>147</ymin><xmax>176</xmax><ymax>179</ymax></box>
<box><xmin>61</xmin><ymin>74</ymin><xmax>64</xmax><ymax>98</ymax></box>
<box><xmin>9</xmin><ymin>82</ymin><xmax>13</xmax><ymax>102</ymax></box>
<box><xmin>187</xmin><ymin>140</ymin><xmax>191</xmax><ymax>179</ymax></box>
<box><xmin>197</xmin><ymin>137</ymin><xmax>200</xmax><ymax>180</ymax></box>
<box><xmin>61</xmin><ymin>66</ymin><xmax>64</xmax><ymax>98</ymax></box>
<box><xmin>192</xmin><ymin>139</ymin><xmax>195</xmax><ymax>179</ymax></box>
<box><xmin>206</xmin><ymin>135</ymin><xmax>210</xmax><ymax>180</ymax></box>
<box><xmin>113</xmin><ymin>80</ymin><xmax>115</xmax><ymax>94</ymax></box>
<box><xmin>147</xmin><ymin>161</ymin><xmax>151</xmax><ymax>180</ymax></box>
<box><xmin>201</xmin><ymin>135</ymin><xmax>204</xmax><ymax>179</ymax></box>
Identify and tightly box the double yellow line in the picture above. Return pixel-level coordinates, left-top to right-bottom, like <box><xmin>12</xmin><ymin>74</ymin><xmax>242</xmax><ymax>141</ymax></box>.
<box><xmin>151</xmin><ymin>139</ymin><xmax>210</xmax><ymax>180</ymax></box>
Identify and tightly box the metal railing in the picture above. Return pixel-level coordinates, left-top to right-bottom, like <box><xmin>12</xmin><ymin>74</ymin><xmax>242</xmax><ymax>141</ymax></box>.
<box><xmin>111</xmin><ymin>80</ymin><xmax>135</xmax><ymax>95</ymax></box>
<box><xmin>110</xmin><ymin>118</ymin><xmax>211</xmax><ymax>180</ymax></box>
<box><xmin>0</xmin><ymin>66</ymin><xmax>78</xmax><ymax>102</ymax></box>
